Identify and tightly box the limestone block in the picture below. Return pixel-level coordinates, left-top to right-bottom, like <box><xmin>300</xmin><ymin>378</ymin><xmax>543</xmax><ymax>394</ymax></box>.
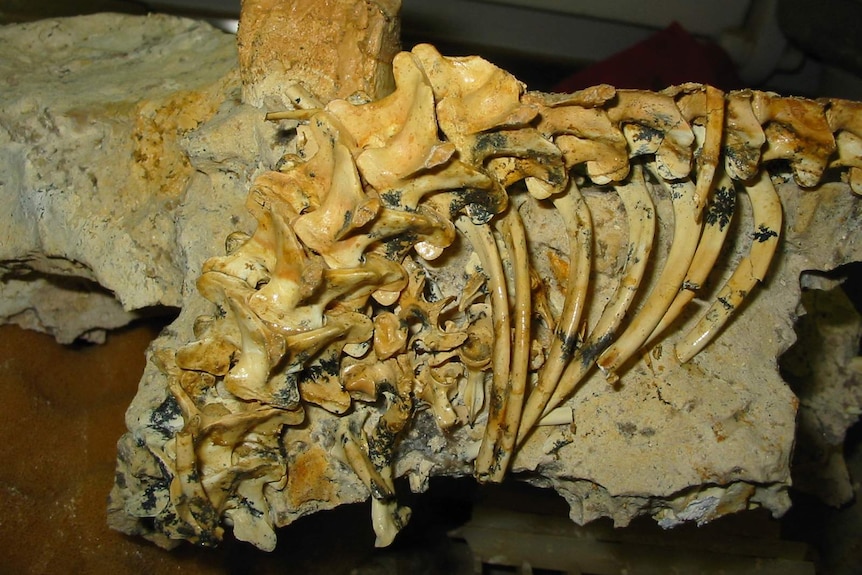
<box><xmin>0</xmin><ymin>13</ymin><xmax>239</xmax><ymax>341</ymax></box>
<box><xmin>109</xmin><ymin>52</ymin><xmax>862</xmax><ymax>552</ymax></box>
<box><xmin>1</xmin><ymin>8</ymin><xmax>861</xmax><ymax>559</ymax></box>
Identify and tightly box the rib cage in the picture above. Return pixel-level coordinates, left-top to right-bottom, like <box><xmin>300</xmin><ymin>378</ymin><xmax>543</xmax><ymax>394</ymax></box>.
<box><xmin>139</xmin><ymin>44</ymin><xmax>862</xmax><ymax>549</ymax></box>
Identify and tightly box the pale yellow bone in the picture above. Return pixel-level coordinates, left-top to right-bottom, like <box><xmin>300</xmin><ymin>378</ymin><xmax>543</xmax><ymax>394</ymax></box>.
<box><xmin>533</xmin><ymin>165</ymin><xmax>655</xmax><ymax>429</ymax></box>
<box><xmin>529</xmin><ymin>92</ymin><xmax>629</xmax><ymax>185</ymax></box>
<box><xmin>411</xmin><ymin>43</ymin><xmax>536</xmax><ymax>137</ymax></box>
<box><xmin>492</xmin><ymin>205</ymin><xmax>533</xmax><ymax>480</ymax></box>
<box><xmin>457</xmin><ymin>216</ymin><xmax>511</xmax><ymax>482</ymax></box>
<box><xmin>293</xmin><ymin>138</ymin><xmax>380</xmax><ymax>268</ymax></box>
<box><xmin>646</xmin><ymin>169</ymin><xmax>736</xmax><ymax>346</ymax></box>
<box><xmin>597</xmin><ymin>170</ymin><xmax>703</xmax><ymax>380</ymax></box>
<box><xmin>823</xmin><ymin>98</ymin><xmax>862</xmax><ymax>195</ymax></box>
<box><xmin>606</xmin><ymin>90</ymin><xmax>695</xmax><ymax>181</ymax></box>
<box><xmin>675</xmin><ymin>170</ymin><xmax>782</xmax><ymax>363</ymax></box>
<box><xmin>537</xmin><ymin>406</ymin><xmax>574</xmax><ymax>427</ymax></box>
<box><xmin>723</xmin><ymin>91</ymin><xmax>766</xmax><ymax>181</ymax></box>
<box><xmin>517</xmin><ymin>181</ymin><xmax>592</xmax><ymax>442</ymax></box>
<box><xmin>667</xmin><ymin>84</ymin><xmax>725</xmax><ymax>214</ymax></box>
<box><xmin>338</xmin><ymin>427</ymin><xmax>411</xmax><ymax>547</ymax></box>
<box><xmin>752</xmin><ymin>92</ymin><xmax>835</xmax><ymax>188</ymax></box>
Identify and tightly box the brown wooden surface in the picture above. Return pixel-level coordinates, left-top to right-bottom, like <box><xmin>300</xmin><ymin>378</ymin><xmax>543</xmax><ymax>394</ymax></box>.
<box><xmin>0</xmin><ymin>323</ymin><xmax>471</xmax><ymax>574</ymax></box>
<box><xmin>0</xmin><ymin>323</ymin><xmax>223</xmax><ymax>573</ymax></box>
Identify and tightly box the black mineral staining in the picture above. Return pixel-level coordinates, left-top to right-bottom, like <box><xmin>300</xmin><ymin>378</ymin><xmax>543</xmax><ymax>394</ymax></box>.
<box><xmin>368</xmin><ymin>426</ymin><xmax>397</xmax><ymax>467</ymax></box>
<box><xmin>453</xmin><ymin>187</ymin><xmax>506</xmax><ymax>224</ymax></box>
<box><xmin>272</xmin><ymin>377</ymin><xmax>301</xmax><ymax>409</ymax></box>
<box><xmin>579</xmin><ymin>332</ymin><xmax>615</xmax><ymax>366</ymax></box>
<box><xmin>717</xmin><ymin>296</ymin><xmax>735</xmax><ymax>311</ymax></box>
<box><xmin>382</xmin><ymin>233</ymin><xmax>417</xmax><ymax>260</ymax></box>
<box><xmin>704</xmin><ymin>185</ymin><xmax>736</xmax><ymax>230</ymax></box>
<box><xmin>304</xmin><ymin>355</ymin><xmax>340</xmax><ymax>381</ymax></box>
<box><xmin>474</xmin><ymin>132</ymin><xmax>507</xmax><ymax>153</ymax></box>
<box><xmin>380</xmin><ymin>189</ymin><xmax>402</xmax><ymax>208</ymax></box>
<box><xmin>753</xmin><ymin>224</ymin><xmax>778</xmax><ymax>243</ymax></box>
<box><xmin>340</xmin><ymin>209</ymin><xmax>353</xmax><ymax>234</ymax></box>
<box><xmin>149</xmin><ymin>395</ymin><xmax>182</xmax><ymax>436</ymax></box>
<box><xmin>629</xmin><ymin>124</ymin><xmax>663</xmax><ymax>143</ymax></box>
<box><xmin>558</xmin><ymin>329</ymin><xmax>580</xmax><ymax>356</ymax></box>
<box><xmin>140</xmin><ymin>482</ymin><xmax>167</xmax><ymax>513</ymax></box>
<box><xmin>422</xmin><ymin>276</ymin><xmax>441</xmax><ymax>302</ymax></box>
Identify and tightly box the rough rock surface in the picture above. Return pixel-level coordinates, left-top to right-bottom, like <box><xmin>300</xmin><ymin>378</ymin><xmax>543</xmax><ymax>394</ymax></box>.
<box><xmin>237</xmin><ymin>0</ymin><xmax>401</xmax><ymax>107</ymax></box>
<box><xmin>0</xmin><ymin>13</ymin><xmax>241</xmax><ymax>342</ymax></box>
<box><xmin>782</xmin><ymin>278</ymin><xmax>862</xmax><ymax>506</ymax></box>
<box><xmin>1</xmin><ymin>10</ymin><xmax>861</xmax><ymax>556</ymax></box>
<box><xmin>513</xmin><ymin>179</ymin><xmax>862</xmax><ymax>527</ymax></box>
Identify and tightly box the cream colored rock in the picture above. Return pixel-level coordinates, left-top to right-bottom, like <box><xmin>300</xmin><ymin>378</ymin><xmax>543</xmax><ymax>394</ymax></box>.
<box><xmin>0</xmin><ymin>13</ymin><xmax>239</xmax><ymax>340</ymax></box>
<box><xmin>110</xmin><ymin>39</ymin><xmax>862</xmax><ymax>552</ymax></box>
<box><xmin>1</xmin><ymin>8</ymin><xmax>860</xmax><ymax>558</ymax></box>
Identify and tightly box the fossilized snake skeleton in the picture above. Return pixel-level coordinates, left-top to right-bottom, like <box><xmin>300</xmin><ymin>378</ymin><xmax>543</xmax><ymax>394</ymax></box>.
<box><xmin>137</xmin><ymin>44</ymin><xmax>862</xmax><ymax>549</ymax></box>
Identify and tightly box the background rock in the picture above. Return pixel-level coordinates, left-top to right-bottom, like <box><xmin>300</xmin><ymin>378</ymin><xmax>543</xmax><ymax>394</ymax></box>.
<box><xmin>1</xmin><ymin>9</ymin><xmax>861</xmax><ymax>564</ymax></box>
<box><xmin>0</xmin><ymin>13</ymin><xmax>239</xmax><ymax>341</ymax></box>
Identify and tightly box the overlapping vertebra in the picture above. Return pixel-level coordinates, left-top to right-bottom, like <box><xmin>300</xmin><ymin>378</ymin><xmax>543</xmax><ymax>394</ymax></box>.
<box><xmin>143</xmin><ymin>45</ymin><xmax>862</xmax><ymax>549</ymax></box>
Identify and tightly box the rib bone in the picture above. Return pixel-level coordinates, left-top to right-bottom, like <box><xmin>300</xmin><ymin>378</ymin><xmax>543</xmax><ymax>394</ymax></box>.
<box><xmin>492</xmin><ymin>205</ymin><xmax>533</xmax><ymax>480</ymax></box>
<box><xmin>646</xmin><ymin>169</ymin><xmax>736</xmax><ymax>345</ymax></box>
<box><xmin>517</xmin><ymin>180</ymin><xmax>592</xmax><ymax>441</ymax></box>
<box><xmin>597</xmin><ymin>172</ymin><xmax>703</xmax><ymax>379</ymax></box>
<box><xmin>531</xmin><ymin>165</ymin><xmax>656</xmax><ymax>430</ymax></box>
<box><xmin>457</xmin><ymin>216</ymin><xmax>512</xmax><ymax>482</ymax></box>
<box><xmin>675</xmin><ymin>170</ymin><xmax>783</xmax><ymax>363</ymax></box>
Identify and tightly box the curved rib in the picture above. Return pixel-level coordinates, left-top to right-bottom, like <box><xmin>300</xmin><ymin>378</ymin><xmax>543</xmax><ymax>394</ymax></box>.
<box><xmin>491</xmin><ymin>206</ymin><xmax>532</xmax><ymax>480</ymax></box>
<box><xmin>517</xmin><ymin>181</ymin><xmax>592</xmax><ymax>442</ymax></box>
<box><xmin>693</xmin><ymin>85</ymin><xmax>726</xmax><ymax>214</ymax></box>
<box><xmin>456</xmin><ymin>217</ymin><xmax>511</xmax><ymax>482</ymax></box>
<box><xmin>597</xmin><ymin>166</ymin><xmax>703</xmax><ymax>380</ymax></box>
<box><xmin>532</xmin><ymin>165</ymin><xmax>656</xmax><ymax>427</ymax></box>
<box><xmin>646</xmin><ymin>169</ymin><xmax>736</xmax><ymax>345</ymax></box>
<box><xmin>675</xmin><ymin>171</ymin><xmax>782</xmax><ymax>363</ymax></box>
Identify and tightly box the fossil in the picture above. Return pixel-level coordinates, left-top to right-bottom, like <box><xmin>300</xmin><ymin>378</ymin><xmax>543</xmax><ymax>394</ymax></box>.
<box><xmin>109</xmin><ymin>43</ymin><xmax>862</xmax><ymax>551</ymax></box>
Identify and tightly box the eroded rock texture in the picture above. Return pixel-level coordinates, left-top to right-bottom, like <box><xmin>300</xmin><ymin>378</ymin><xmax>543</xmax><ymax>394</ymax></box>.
<box><xmin>1</xmin><ymin>9</ymin><xmax>861</xmax><ymax>556</ymax></box>
<box><xmin>0</xmin><ymin>13</ymin><xmax>240</xmax><ymax>342</ymax></box>
<box><xmin>237</xmin><ymin>0</ymin><xmax>401</xmax><ymax>107</ymax></box>
<box><xmin>111</xmin><ymin>43</ymin><xmax>862</xmax><ymax>552</ymax></box>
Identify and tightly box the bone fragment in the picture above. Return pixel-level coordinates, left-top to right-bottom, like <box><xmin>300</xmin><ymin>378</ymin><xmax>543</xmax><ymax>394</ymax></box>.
<box><xmin>491</xmin><ymin>205</ymin><xmax>533</xmax><ymax>480</ymax></box>
<box><xmin>646</xmin><ymin>170</ymin><xmax>736</xmax><ymax>345</ymax></box>
<box><xmin>457</xmin><ymin>218</ymin><xmax>512</xmax><ymax>482</ymax></box>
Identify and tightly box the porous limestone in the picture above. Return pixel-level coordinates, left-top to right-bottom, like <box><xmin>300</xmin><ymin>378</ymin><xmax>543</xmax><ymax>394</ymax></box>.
<box><xmin>0</xmin><ymin>13</ymin><xmax>240</xmax><ymax>341</ymax></box>
<box><xmin>1</xmin><ymin>8</ymin><xmax>860</xmax><ymax>556</ymax></box>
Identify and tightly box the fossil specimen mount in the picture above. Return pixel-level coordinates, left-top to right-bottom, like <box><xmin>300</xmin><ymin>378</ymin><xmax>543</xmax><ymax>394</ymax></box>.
<box><xmin>104</xmin><ymin>32</ymin><xmax>862</xmax><ymax>552</ymax></box>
